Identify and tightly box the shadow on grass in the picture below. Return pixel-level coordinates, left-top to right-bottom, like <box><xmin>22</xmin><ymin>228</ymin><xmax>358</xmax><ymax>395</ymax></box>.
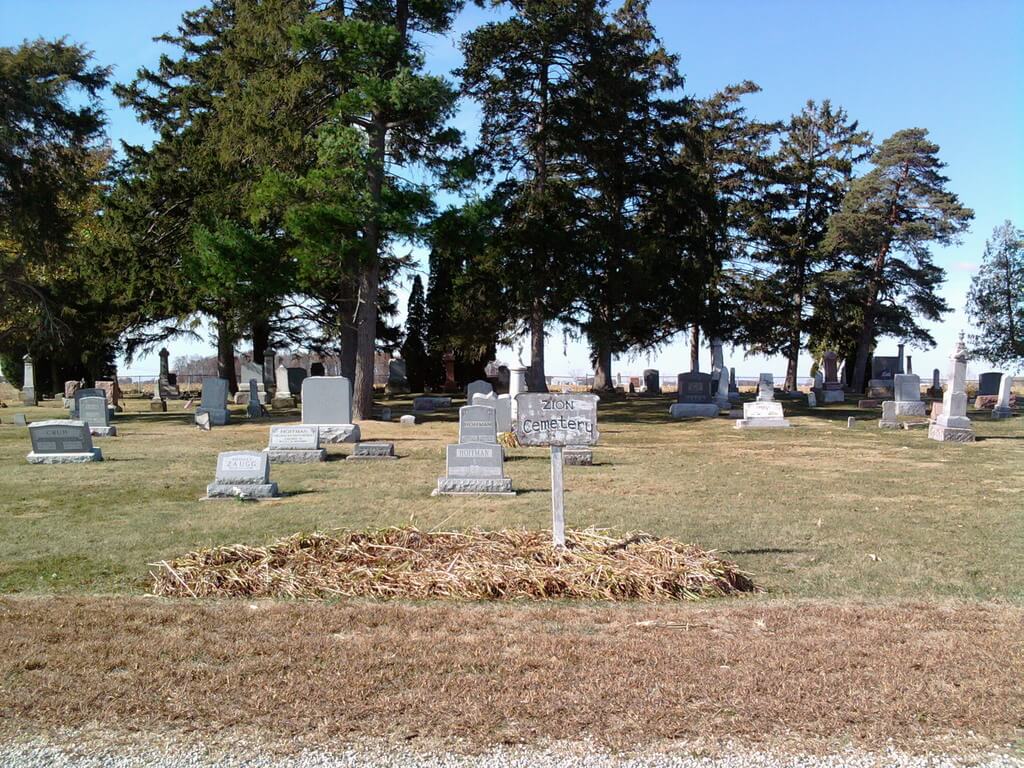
<box><xmin>725</xmin><ymin>547</ymin><xmax>813</xmax><ymax>556</ymax></box>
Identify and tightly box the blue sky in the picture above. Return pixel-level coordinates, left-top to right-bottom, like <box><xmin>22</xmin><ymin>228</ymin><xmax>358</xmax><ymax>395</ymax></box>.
<box><xmin>3</xmin><ymin>0</ymin><xmax>1022</xmax><ymax>378</ymax></box>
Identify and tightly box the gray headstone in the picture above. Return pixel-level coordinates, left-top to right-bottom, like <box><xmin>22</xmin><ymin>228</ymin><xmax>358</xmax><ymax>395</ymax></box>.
<box><xmin>757</xmin><ymin>374</ymin><xmax>774</xmax><ymax>402</ymax></box>
<box><xmin>734</xmin><ymin>400</ymin><xmax>790</xmax><ymax>429</ymax></box>
<box><xmin>676</xmin><ymin>372</ymin><xmax>713</xmax><ymax>404</ymax></box>
<box><xmin>346</xmin><ymin>441</ymin><xmax>397</xmax><ymax>460</ymax></box>
<box><xmin>894</xmin><ymin>374</ymin><xmax>921</xmax><ymax>402</ymax></box>
<box><xmin>197</xmin><ymin>377</ymin><xmax>230</xmax><ymax>425</ymax></box>
<box><xmin>445</xmin><ymin>442</ymin><xmax>504</xmax><ymax>479</ymax></box>
<box><xmin>301</xmin><ymin>376</ymin><xmax>353</xmax><ymax>425</ymax></box>
<box><xmin>265</xmin><ymin>424</ymin><xmax>325</xmax><ymax>463</ymax></box>
<box><xmin>240</xmin><ymin>359</ymin><xmax>263</xmax><ymax>390</ymax></box>
<box><xmin>459</xmin><ymin>405</ymin><xmax>497</xmax><ymax>443</ymax></box>
<box><xmin>400</xmin><ymin>414</ymin><xmax>416</xmax><ymax>425</ymax></box>
<box><xmin>72</xmin><ymin>388</ymin><xmax>106</xmax><ymax>417</ymax></box>
<box><xmin>78</xmin><ymin>396</ymin><xmax>116</xmax><ymax>435</ymax></box>
<box><xmin>879</xmin><ymin>400</ymin><xmax>898</xmax><ymax>428</ymax></box>
<box><xmin>27</xmin><ymin>420</ymin><xmax>102</xmax><ymax>463</ymax></box>
<box><xmin>466</xmin><ymin>380</ymin><xmax>493</xmax><ymax>402</ymax></box>
<box><xmin>200</xmin><ymin>378</ymin><xmax>228</xmax><ymax>410</ymax></box>
<box><xmin>472</xmin><ymin>392</ymin><xmax>512</xmax><ymax>433</ymax></box>
<box><xmin>978</xmin><ymin>372</ymin><xmax>1002</xmax><ymax>396</ymax></box>
<box><xmin>206</xmin><ymin>450</ymin><xmax>279</xmax><ymax>498</ymax></box>
<box><xmin>14</xmin><ymin>414</ymin><xmax>28</xmax><ymax>426</ymax></box>
<box><xmin>247</xmin><ymin>379</ymin><xmax>263</xmax><ymax>418</ymax></box>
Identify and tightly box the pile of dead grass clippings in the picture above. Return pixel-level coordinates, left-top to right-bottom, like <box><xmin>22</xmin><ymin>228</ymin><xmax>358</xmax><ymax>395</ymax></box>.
<box><xmin>151</xmin><ymin>527</ymin><xmax>758</xmax><ymax>601</ymax></box>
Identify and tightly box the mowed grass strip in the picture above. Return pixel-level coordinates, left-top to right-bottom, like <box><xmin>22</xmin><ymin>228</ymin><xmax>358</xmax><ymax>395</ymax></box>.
<box><xmin>0</xmin><ymin>394</ymin><xmax>1021</xmax><ymax>599</ymax></box>
<box><xmin>0</xmin><ymin>597</ymin><xmax>1021</xmax><ymax>750</ymax></box>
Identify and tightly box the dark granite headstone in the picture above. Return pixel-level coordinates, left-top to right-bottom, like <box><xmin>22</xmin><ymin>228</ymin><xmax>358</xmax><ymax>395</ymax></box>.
<box><xmin>676</xmin><ymin>372</ymin><xmax>713</xmax><ymax>404</ymax></box>
<box><xmin>978</xmin><ymin>372</ymin><xmax>1002</xmax><ymax>396</ymax></box>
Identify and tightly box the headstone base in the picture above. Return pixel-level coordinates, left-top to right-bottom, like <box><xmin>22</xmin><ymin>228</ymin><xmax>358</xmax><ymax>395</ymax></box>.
<box><xmin>927</xmin><ymin>423</ymin><xmax>975</xmax><ymax>443</ymax></box>
<box><xmin>867</xmin><ymin>380</ymin><xmax>894</xmax><ymax>398</ymax></box>
<box><xmin>728</xmin><ymin>392</ymin><xmax>741</xmax><ymax>403</ymax></box>
<box><xmin>205</xmin><ymin>481</ymin><xmax>280</xmax><ymax>499</ymax></box>
<box><xmin>878</xmin><ymin>418</ymin><xmax>899</xmax><ymax>429</ymax></box>
<box><xmin>992</xmin><ymin>406</ymin><xmax>1014</xmax><ymax>420</ymax></box>
<box><xmin>734</xmin><ymin>418</ymin><xmax>791</xmax><ymax>429</ymax></box>
<box><xmin>233</xmin><ymin>391</ymin><xmax>250</xmax><ymax>405</ymax></box>
<box><xmin>973</xmin><ymin>395</ymin><xmax>999</xmax><ymax>409</ymax></box>
<box><xmin>27</xmin><ymin>449</ymin><xmax>103</xmax><ymax>464</ymax></box>
<box><xmin>89</xmin><ymin>426</ymin><xmax>117</xmax><ymax>437</ymax></box>
<box><xmin>150</xmin><ymin>398</ymin><xmax>167</xmax><ymax>412</ymax></box>
<box><xmin>195</xmin><ymin>408</ymin><xmax>230</xmax><ymax>426</ymax></box>
<box><xmin>316</xmin><ymin>424</ymin><xmax>360</xmax><ymax>443</ymax></box>
<box><xmin>894</xmin><ymin>401</ymin><xmax>927</xmax><ymax>417</ymax></box>
<box><xmin>822</xmin><ymin>389</ymin><xmax>845</xmax><ymax>404</ymax></box>
<box><xmin>346</xmin><ymin>442</ymin><xmax>396</xmax><ymax>460</ymax></box>
<box><xmin>901</xmin><ymin>420</ymin><xmax>929</xmax><ymax>430</ymax></box>
<box><xmin>264</xmin><ymin>448</ymin><xmax>326</xmax><ymax>464</ymax></box>
<box><xmin>433</xmin><ymin>477</ymin><xmax>515</xmax><ymax>495</ymax></box>
<box><xmin>272</xmin><ymin>396</ymin><xmax>296</xmax><ymax>409</ymax></box>
<box><xmin>413</xmin><ymin>396</ymin><xmax>452</xmax><ymax>411</ymax></box>
<box><xmin>564</xmin><ymin>447</ymin><xmax>593</xmax><ymax>466</ymax></box>
<box><xmin>669</xmin><ymin>403</ymin><xmax>721</xmax><ymax>419</ymax></box>
<box><xmin>857</xmin><ymin>399</ymin><xmax>882</xmax><ymax>409</ymax></box>
<box><xmin>926</xmin><ymin>387</ymin><xmax>943</xmax><ymax>399</ymax></box>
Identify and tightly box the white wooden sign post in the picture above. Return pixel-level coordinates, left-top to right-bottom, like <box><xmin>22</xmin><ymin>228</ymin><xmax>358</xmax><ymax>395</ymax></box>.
<box><xmin>515</xmin><ymin>393</ymin><xmax>599</xmax><ymax>548</ymax></box>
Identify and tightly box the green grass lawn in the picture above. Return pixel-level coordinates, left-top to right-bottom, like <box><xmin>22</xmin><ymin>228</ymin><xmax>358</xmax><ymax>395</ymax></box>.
<box><xmin>0</xmin><ymin>393</ymin><xmax>1021</xmax><ymax>599</ymax></box>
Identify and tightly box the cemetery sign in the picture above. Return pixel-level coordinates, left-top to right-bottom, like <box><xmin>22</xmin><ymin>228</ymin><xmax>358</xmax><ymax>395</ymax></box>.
<box><xmin>515</xmin><ymin>393</ymin><xmax>599</xmax><ymax>547</ymax></box>
<box><xmin>515</xmin><ymin>393</ymin><xmax>599</xmax><ymax>447</ymax></box>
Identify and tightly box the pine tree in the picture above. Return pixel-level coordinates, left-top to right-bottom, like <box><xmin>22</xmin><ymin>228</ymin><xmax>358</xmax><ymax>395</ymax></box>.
<box><xmin>966</xmin><ymin>220</ymin><xmax>1024</xmax><ymax>369</ymax></box>
<box><xmin>424</xmin><ymin>197</ymin><xmax>507</xmax><ymax>387</ymax></box>
<box><xmin>825</xmin><ymin>128</ymin><xmax>973</xmax><ymax>391</ymax></box>
<box><xmin>460</xmin><ymin>0</ymin><xmax>604</xmax><ymax>392</ymax></box>
<box><xmin>742</xmin><ymin>100</ymin><xmax>871</xmax><ymax>390</ymax></box>
<box><xmin>109</xmin><ymin>0</ymin><xmax>319</xmax><ymax>390</ymax></box>
<box><xmin>0</xmin><ymin>39</ymin><xmax>110</xmax><ymax>347</ymax></box>
<box><xmin>679</xmin><ymin>82</ymin><xmax>775</xmax><ymax>371</ymax></box>
<box><xmin>555</xmin><ymin>0</ymin><xmax>692</xmax><ymax>390</ymax></box>
<box><xmin>291</xmin><ymin>0</ymin><xmax>462</xmax><ymax>418</ymax></box>
<box><xmin>400</xmin><ymin>275</ymin><xmax>428</xmax><ymax>391</ymax></box>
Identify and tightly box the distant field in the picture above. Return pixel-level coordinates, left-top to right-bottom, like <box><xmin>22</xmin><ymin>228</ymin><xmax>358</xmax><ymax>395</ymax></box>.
<box><xmin>0</xmin><ymin>393</ymin><xmax>1020</xmax><ymax>600</ymax></box>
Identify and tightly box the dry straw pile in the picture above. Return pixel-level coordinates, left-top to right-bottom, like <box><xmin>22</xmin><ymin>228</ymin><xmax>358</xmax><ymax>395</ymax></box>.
<box><xmin>151</xmin><ymin>527</ymin><xmax>757</xmax><ymax>601</ymax></box>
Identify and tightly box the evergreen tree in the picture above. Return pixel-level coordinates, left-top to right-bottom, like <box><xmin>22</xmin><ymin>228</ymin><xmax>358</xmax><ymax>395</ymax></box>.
<box><xmin>825</xmin><ymin>128</ymin><xmax>973</xmax><ymax>391</ymax></box>
<box><xmin>109</xmin><ymin>0</ymin><xmax>319</xmax><ymax>390</ymax></box>
<box><xmin>678</xmin><ymin>82</ymin><xmax>775</xmax><ymax>371</ymax></box>
<box><xmin>0</xmin><ymin>39</ymin><xmax>110</xmax><ymax>347</ymax></box>
<box><xmin>555</xmin><ymin>0</ymin><xmax>693</xmax><ymax>390</ymax></box>
<box><xmin>290</xmin><ymin>0</ymin><xmax>462</xmax><ymax>418</ymax></box>
<box><xmin>424</xmin><ymin>197</ymin><xmax>507</xmax><ymax>387</ymax></box>
<box><xmin>742</xmin><ymin>100</ymin><xmax>871</xmax><ymax>390</ymax></box>
<box><xmin>966</xmin><ymin>220</ymin><xmax>1024</xmax><ymax>369</ymax></box>
<box><xmin>460</xmin><ymin>0</ymin><xmax>604</xmax><ymax>392</ymax></box>
<box><xmin>400</xmin><ymin>275</ymin><xmax>428</xmax><ymax>391</ymax></box>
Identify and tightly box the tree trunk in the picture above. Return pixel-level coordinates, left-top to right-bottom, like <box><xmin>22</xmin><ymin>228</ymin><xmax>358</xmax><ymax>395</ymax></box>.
<box><xmin>251</xmin><ymin>317</ymin><xmax>270</xmax><ymax>369</ymax></box>
<box><xmin>592</xmin><ymin>342</ymin><xmax>613</xmax><ymax>392</ymax></box>
<box><xmin>690</xmin><ymin>326</ymin><xmax>700</xmax><ymax>372</ymax></box>
<box><xmin>528</xmin><ymin>299</ymin><xmax>548</xmax><ymax>392</ymax></box>
<box><xmin>339</xmin><ymin>316</ymin><xmax>358</xmax><ymax>382</ymax></box>
<box><xmin>353</xmin><ymin>260</ymin><xmax>380</xmax><ymax>420</ymax></box>
<box><xmin>852</xmin><ymin>161</ymin><xmax>909</xmax><ymax>392</ymax></box>
<box><xmin>215</xmin><ymin>315</ymin><xmax>238</xmax><ymax>394</ymax></box>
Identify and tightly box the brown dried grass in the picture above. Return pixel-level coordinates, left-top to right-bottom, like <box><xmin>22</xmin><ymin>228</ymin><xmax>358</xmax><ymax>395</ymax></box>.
<box><xmin>150</xmin><ymin>527</ymin><xmax>758</xmax><ymax>601</ymax></box>
<box><xmin>1</xmin><ymin>597</ymin><xmax>1021</xmax><ymax>751</ymax></box>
